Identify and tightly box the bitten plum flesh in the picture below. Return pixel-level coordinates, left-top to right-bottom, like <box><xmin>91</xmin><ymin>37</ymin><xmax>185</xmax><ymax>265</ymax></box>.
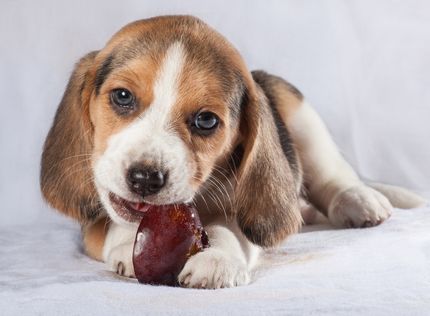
<box><xmin>132</xmin><ymin>204</ymin><xmax>209</xmax><ymax>286</ymax></box>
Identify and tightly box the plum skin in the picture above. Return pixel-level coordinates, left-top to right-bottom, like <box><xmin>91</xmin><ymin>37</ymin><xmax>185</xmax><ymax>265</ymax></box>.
<box><xmin>133</xmin><ymin>204</ymin><xmax>209</xmax><ymax>286</ymax></box>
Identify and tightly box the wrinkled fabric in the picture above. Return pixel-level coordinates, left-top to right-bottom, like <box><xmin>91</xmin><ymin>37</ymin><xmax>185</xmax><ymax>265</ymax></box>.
<box><xmin>1</xmin><ymin>208</ymin><xmax>430</xmax><ymax>315</ymax></box>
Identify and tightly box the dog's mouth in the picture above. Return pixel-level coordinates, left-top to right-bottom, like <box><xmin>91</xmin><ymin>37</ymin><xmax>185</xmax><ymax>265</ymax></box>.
<box><xmin>108</xmin><ymin>192</ymin><xmax>153</xmax><ymax>223</ymax></box>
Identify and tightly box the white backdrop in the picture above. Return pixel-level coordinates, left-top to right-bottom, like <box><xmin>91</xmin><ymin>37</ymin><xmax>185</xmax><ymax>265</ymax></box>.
<box><xmin>1</xmin><ymin>0</ymin><xmax>429</xmax><ymax>227</ymax></box>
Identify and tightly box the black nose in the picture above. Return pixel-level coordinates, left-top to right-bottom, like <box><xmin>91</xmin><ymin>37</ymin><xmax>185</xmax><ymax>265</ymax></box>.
<box><xmin>126</xmin><ymin>165</ymin><xmax>167</xmax><ymax>197</ymax></box>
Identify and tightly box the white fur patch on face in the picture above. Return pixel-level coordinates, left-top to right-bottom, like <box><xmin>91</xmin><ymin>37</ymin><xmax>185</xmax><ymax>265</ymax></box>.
<box><xmin>94</xmin><ymin>41</ymin><xmax>195</xmax><ymax>225</ymax></box>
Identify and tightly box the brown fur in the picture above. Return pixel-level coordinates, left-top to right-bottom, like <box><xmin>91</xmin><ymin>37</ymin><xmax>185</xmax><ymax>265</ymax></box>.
<box><xmin>174</xmin><ymin>48</ymin><xmax>243</xmax><ymax>188</ymax></box>
<box><xmin>252</xmin><ymin>70</ymin><xmax>304</xmax><ymax>191</ymax></box>
<box><xmin>91</xmin><ymin>56</ymin><xmax>160</xmax><ymax>157</ymax></box>
<box><xmin>82</xmin><ymin>217</ymin><xmax>110</xmax><ymax>261</ymax></box>
<box><xmin>233</xmin><ymin>84</ymin><xmax>302</xmax><ymax>247</ymax></box>
<box><xmin>40</xmin><ymin>51</ymin><xmax>101</xmax><ymax>223</ymax></box>
<box><xmin>41</xmin><ymin>15</ymin><xmax>303</xmax><ymax>253</ymax></box>
<box><xmin>252</xmin><ymin>70</ymin><xmax>303</xmax><ymax>122</ymax></box>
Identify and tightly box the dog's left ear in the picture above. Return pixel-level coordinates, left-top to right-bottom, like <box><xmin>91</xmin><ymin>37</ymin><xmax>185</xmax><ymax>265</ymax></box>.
<box><xmin>233</xmin><ymin>80</ymin><xmax>302</xmax><ymax>247</ymax></box>
<box><xmin>40</xmin><ymin>51</ymin><xmax>100</xmax><ymax>224</ymax></box>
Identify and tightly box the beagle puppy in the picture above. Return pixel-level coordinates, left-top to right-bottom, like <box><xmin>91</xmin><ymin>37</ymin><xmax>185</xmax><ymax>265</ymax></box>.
<box><xmin>40</xmin><ymin>15</ymin><xmax>425</xmax><ymax>288</ymax></box>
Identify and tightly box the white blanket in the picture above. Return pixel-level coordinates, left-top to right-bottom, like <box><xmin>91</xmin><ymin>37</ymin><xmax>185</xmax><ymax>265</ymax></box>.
<box><xmin>2</xmin><ymin>207</ymin><xmax>429</xmax><ymax>315</ymax></box>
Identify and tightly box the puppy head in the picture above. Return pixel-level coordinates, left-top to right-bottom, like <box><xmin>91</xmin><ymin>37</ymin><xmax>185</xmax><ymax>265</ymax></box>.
<box><xmin>41</xmin><ymin>15</ymin><xmax>300</xmax><ymax>246</ymax></box>
<box><xmin>41</xmin><ymin>16</ymin><xmax>246</xmax><ymax>225</ymax></box>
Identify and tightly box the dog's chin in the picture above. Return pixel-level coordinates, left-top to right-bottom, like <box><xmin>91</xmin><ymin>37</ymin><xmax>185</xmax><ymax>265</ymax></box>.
<box><xmin>100</xmin><ymin>190</ymin><xmax>195</xmax><ymax>226</ymax></box>
<box><xmin>108</xmin><ymin>192</ymin><xmax>152</xmax><ymax>224</ymax></box>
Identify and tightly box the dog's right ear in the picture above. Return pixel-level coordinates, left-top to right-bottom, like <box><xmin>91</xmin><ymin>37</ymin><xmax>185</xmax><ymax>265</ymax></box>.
<box><xmin>40</xmin><ymin>51</ymin><xmax>102</xmax><ymax>224</ymax></box>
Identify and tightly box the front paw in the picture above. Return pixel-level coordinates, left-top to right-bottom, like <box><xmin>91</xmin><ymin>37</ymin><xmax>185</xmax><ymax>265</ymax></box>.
<box><xmin>328</xmin><ymin>185</ymin><xmax>392</xmax><ymax>228</ymax></box>
<box><xmin>105</xmin><ymin>243</ymin><xmax>135</xmax><ymax>278</ymax></box>
<box><xmin>178</xmin><ymin>249</ymin><xmax>250</xmax><ymax>289</ymax></box>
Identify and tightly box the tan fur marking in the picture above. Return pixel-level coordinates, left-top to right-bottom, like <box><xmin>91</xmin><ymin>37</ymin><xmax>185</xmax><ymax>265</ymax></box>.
<box><xmin>91</xmin><ymin>57</ymin><xmax>160</xmax><ymax>157</ymax></box>
<box><xmin>82</xmin><ymin>217</ymin><xmax>110</xmax><ymax>261</ymax></box>
<box><xmin>252</xmin><ymin>70</ymin><xmax>303</xmax><ymax>122</ymax></box>
<box><xmin>173</xmin><ymin>67</ymin><xmax>233</xmax><ymax>188</ymax></box>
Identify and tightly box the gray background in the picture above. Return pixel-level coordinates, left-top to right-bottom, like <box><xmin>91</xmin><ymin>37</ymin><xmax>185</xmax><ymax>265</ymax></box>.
<box><xmin>1</xmin><ymin>0</ymin><xmax>429</xmax><ymax>227</ymax></box>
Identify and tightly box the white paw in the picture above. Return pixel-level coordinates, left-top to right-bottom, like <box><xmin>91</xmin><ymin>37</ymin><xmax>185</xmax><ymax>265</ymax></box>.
<box><xmin>105</xmin><ymin>242</ymin><xmax>135</xmax><ymax>278</ymax></box>
<box><xmin>178</xmin><ymin>249</ymin><xmax>250</xmax><ymax>289</ymax></box>
<box><xmin>328</xmin><ymin>185</ymin><xmax>392</xmax><ymax>228</ymax></box>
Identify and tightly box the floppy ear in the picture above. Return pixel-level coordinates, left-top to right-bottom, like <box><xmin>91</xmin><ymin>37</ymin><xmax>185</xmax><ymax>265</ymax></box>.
<box><xmin>40</xmin><ymin>51</ymin><xmax>102</xmax><ymax>224</ymax></box>
<box><xmin>234</xmin><ymin>82</ymin><xmax>302</xmax><ymax>247</ymax></box>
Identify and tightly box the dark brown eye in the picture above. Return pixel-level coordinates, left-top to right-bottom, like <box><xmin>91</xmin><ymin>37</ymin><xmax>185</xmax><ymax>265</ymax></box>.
<box><xmin>110</xmin><ymin>88</ymin><xmax>135</xmax><ymax>113</ymax></box>
<box><xmin>190</xmin><ymin>111</ymin><xmax>219</xmax><ymax>136</ymax></box>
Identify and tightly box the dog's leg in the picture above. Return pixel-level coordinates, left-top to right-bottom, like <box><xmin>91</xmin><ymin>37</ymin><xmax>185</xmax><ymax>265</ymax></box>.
<box><xmin>102</xmin><ymin>222</ymin><xmax>136</xmax><ymax>278</ymax></box>
<box><xmin>82</xmin><ymin>216</ymin><xmax>109</xmax><ymax>261</ymax></box>
<box><xmin>286</xmin><ymin>102</ymin><xmax>392</xmax><ymax>228</ymax></box>
<box><xmin>84</xmin><ymin>217</ymin><xmax>136</xmax><ymax>277</ymax></box>
<box><xmin>178</xmin><ymin>218</ymin><xmax>261</xmax><ymax>289</ymax></box>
